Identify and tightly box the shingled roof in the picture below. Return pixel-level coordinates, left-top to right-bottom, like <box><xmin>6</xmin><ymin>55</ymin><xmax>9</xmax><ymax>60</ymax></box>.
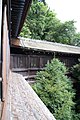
<box><xmin>11</xmin><ymin>37</ymin><xmax>80</xmax><ymax>55</ymax></box>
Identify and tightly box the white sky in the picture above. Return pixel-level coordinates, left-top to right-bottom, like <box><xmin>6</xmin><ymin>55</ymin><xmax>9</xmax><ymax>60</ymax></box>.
<box><xmin>45</xmin><ymin>0</ymin><xmax>80</xmax><ymax>32</ymax></box>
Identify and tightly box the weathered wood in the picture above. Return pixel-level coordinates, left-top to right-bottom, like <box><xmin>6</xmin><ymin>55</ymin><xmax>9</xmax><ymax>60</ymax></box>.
<box><xmin>0</xmin><ymin>0</ymin><xmax>2</xmax><ymax>58</ymax></box>
<box><xmin>0</xmin><ymin>1</ymin><xmax>2</xmax><ymax>118</ymax></box>
<box><xmin>1</xmin><ymin>6</ymin><xmax>10</xmax><ymax>120</ymax></box>
<box><xmin>12</xmin><ymin>67</ymin><xmax>44</xmax><ymax>72</ymax></box>
<box><xmin>10</xmin><ymin>53</ymin><xmax>79</xmax><ymax>79</ymax></box>
<box><xmin>0</xmin><ymin>0</ymin><xmax>2</xmax><ymax>78</ymax></box>
<box><xmin>24</xmin><ymin>75</ymin><xmax>36</xmax><ymax>79</ymax></box>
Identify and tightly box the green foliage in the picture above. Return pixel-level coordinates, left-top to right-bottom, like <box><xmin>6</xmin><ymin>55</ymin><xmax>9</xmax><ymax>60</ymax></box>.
<box><xmin>20</xmin><ymin>22</ymin><xmax>31</xmax><ymax>38</ymax></box>
<box><xmin>20</xmin><ymin>0</ymin><xmax>80</xmax><ymax>46</ymax></box>
<box><xmin>20</xmin><ymin>0</ymin><xmax>61</xmax><ymax>41</ymax></box>
<box><xmin>54</xmin><ymin>21</ymin><xmax>76</xmax><ymax>44</ymax></box>
<box><xmin>20</xmin><ymin>0</ymin><xmax>50</xmax><ymax>40</ymax></box>
<box><xmin>71</xmin><ymin>62</ymin><xmax>80</xmax><ymax>82</ymax></box>
<box><xmin>71</xmin><ymin>62</ymin><xmax>80</xmax><ymax>113</ymax></box>
<box><xmin>72</xmin><ymin>113</ymin><xmax>80</xmax><ymax>120</ymax></box>
<box><xmin>32</xmin><ymin>59</ymin><xmax>75</xmax><ymax>120</ymax></box>
<box><xmin>72</xmin><ymin>33</ymin><xmax>80</xmax><ymax>46</ymax></box>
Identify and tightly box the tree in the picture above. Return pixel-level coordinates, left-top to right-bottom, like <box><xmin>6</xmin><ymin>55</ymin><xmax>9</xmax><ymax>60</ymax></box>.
<box><xmin>20</xmin><ymin>0</ymin><xmax>78</xmax><ymax>46</ymax></box>
<box><xmin>20</xmin><ymin>22</ymin><xmax>31</xmax><ymax>38</ymax></box>
<box><xmin>53</xmin><ymin>21</ymin><xmax>76</xmax><ymax>44</ymax></box>
<box><xmin>32</xmin><ymin>59</ymin><xmax>75</xmax><ymax>120</ymax></box>
<box><xmin>72</xmin><ymin>33</ymin><xmax>80</xmax><ymax>46</ymax></box>
<box><xmin>20</xmin><ymin>0</ymin><xmax>61</xmax><ymax>41</ymax></box>
<box><xmin>71</xmin><ymin>62</ymin><xmax>80</xmax><ymax>114</ymax></box>
<box><xmin>42</xmin><ymin>9</ymin><xmax>61</xmax><ymax>41</ymax></box>
<box><xmin>38</xmin><ymin>0</ymin><xmax>46</xmax><ymax>5</ymax></box>
<box><xmin>72</xmin><ymin>62</ymin><xmax>80</xmax><ymax>81</ymax></box>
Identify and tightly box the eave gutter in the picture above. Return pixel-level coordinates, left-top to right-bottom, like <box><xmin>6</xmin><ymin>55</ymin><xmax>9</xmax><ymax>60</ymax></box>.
<box><xmin>17</xmin><ymin>0</ymin><xmax>32</xmax><ymax>36</ymax></box>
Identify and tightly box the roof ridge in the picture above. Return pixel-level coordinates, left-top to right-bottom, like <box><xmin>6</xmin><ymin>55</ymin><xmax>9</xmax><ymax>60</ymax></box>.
<box><xmin>19</xmin><ymin>37</ymin><xmax>80</xmax><ymax>49</ymax></box>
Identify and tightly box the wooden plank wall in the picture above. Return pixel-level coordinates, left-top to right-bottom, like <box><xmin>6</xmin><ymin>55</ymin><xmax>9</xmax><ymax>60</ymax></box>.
<box><xmin>10</xmin><ymin>54</ymin><xmax>51</xmax><ymax>77</ymax></box>
<box><xmin>10</xmin><ymin>53</ymin><xmax>79</xmax><ymax>80</ymax></box>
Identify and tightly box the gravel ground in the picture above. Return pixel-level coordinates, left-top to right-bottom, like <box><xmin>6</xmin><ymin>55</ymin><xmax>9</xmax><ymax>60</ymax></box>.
<box><xmin>6</xmin><ymin>72</ymin><xmax>56</xmax><ymax>120</ymax></box>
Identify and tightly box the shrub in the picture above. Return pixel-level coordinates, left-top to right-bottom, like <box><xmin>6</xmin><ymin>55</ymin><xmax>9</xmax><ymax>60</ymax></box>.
<box><xmin>72</xmin><ymin>113</ymin><xmax>80</xmax><ymax>120</ymax></box>
<box><xmin>71</xmin><ymin>62</ymin><xmax>80</xmax><ymax>113</ymax></box>
<box><xmin>32</xmin><ymin>59</ymin><xmax>75</xmax><ymax>120</ymax></box>
<box><xmin>71</xmin><ymin>63</ymin><xmax>80</xmax><ymax>82</ymax></box>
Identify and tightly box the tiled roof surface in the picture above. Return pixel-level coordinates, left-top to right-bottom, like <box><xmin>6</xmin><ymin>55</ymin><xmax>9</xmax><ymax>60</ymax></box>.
<box><xmin>11</xmin><ymin>37</ymin><xmax>80</xmax><ymax>54</ymax></box>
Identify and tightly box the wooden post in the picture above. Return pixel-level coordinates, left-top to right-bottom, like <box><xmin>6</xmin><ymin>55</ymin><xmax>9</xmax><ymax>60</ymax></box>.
<box><xmin>1</xmin><ymin>5</ymin><xmax>10</xmax><ymax>120</ymax></box>
<box><xmin>0</xmin><ymin>0</ymin><xmax>2</xmax><ymax>77</ymax></box>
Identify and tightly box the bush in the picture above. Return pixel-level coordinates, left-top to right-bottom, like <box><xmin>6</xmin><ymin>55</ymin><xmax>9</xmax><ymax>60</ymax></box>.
<box><xmin>72</xmin><ymin>113</ymin><xmax>80</xmax><ymax>120</ymax></box>
<box><xmin>71</xmin><ymin>62</ymin><xmax>80</xmax><ymax>113</ymax></box>
<box><xmin>71</xmin><ymin>63</ymin><xmax>80</xmax><ymax>82</ymax></box>
<box><xmin>32</xmin><ymin>59</ymin><xmax>75</xmax><ymax>120</ymax></box>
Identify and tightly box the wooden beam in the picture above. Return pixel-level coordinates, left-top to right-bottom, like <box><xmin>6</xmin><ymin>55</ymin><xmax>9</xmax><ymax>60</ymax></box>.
<box><xmin>0</xmin><ymin>0</ymin><xmax>2</xmax><ymax>77</ymax></box>
<box><xmin>1</xmin><ymin>5</ymin><xmax>10</xmax><ymax>120</ymax></box>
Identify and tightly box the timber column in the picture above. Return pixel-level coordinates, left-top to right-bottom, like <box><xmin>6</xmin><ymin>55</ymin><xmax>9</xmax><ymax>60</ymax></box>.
<box><xmin>0</xmin><ymin>0</ymin><xmax>2</xmax><ymax>119</ymax></box>
<box><xmin>0</xmin><ymin>0</ymin><xmax>2</xmax><ymax>77</ymax></box>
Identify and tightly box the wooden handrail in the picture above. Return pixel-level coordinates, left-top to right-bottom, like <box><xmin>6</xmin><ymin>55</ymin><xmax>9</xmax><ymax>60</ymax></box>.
<box><xmin>11</xmin><ymin>67</ymin><xmax>45</xmax><ymax>72</ymax></box>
